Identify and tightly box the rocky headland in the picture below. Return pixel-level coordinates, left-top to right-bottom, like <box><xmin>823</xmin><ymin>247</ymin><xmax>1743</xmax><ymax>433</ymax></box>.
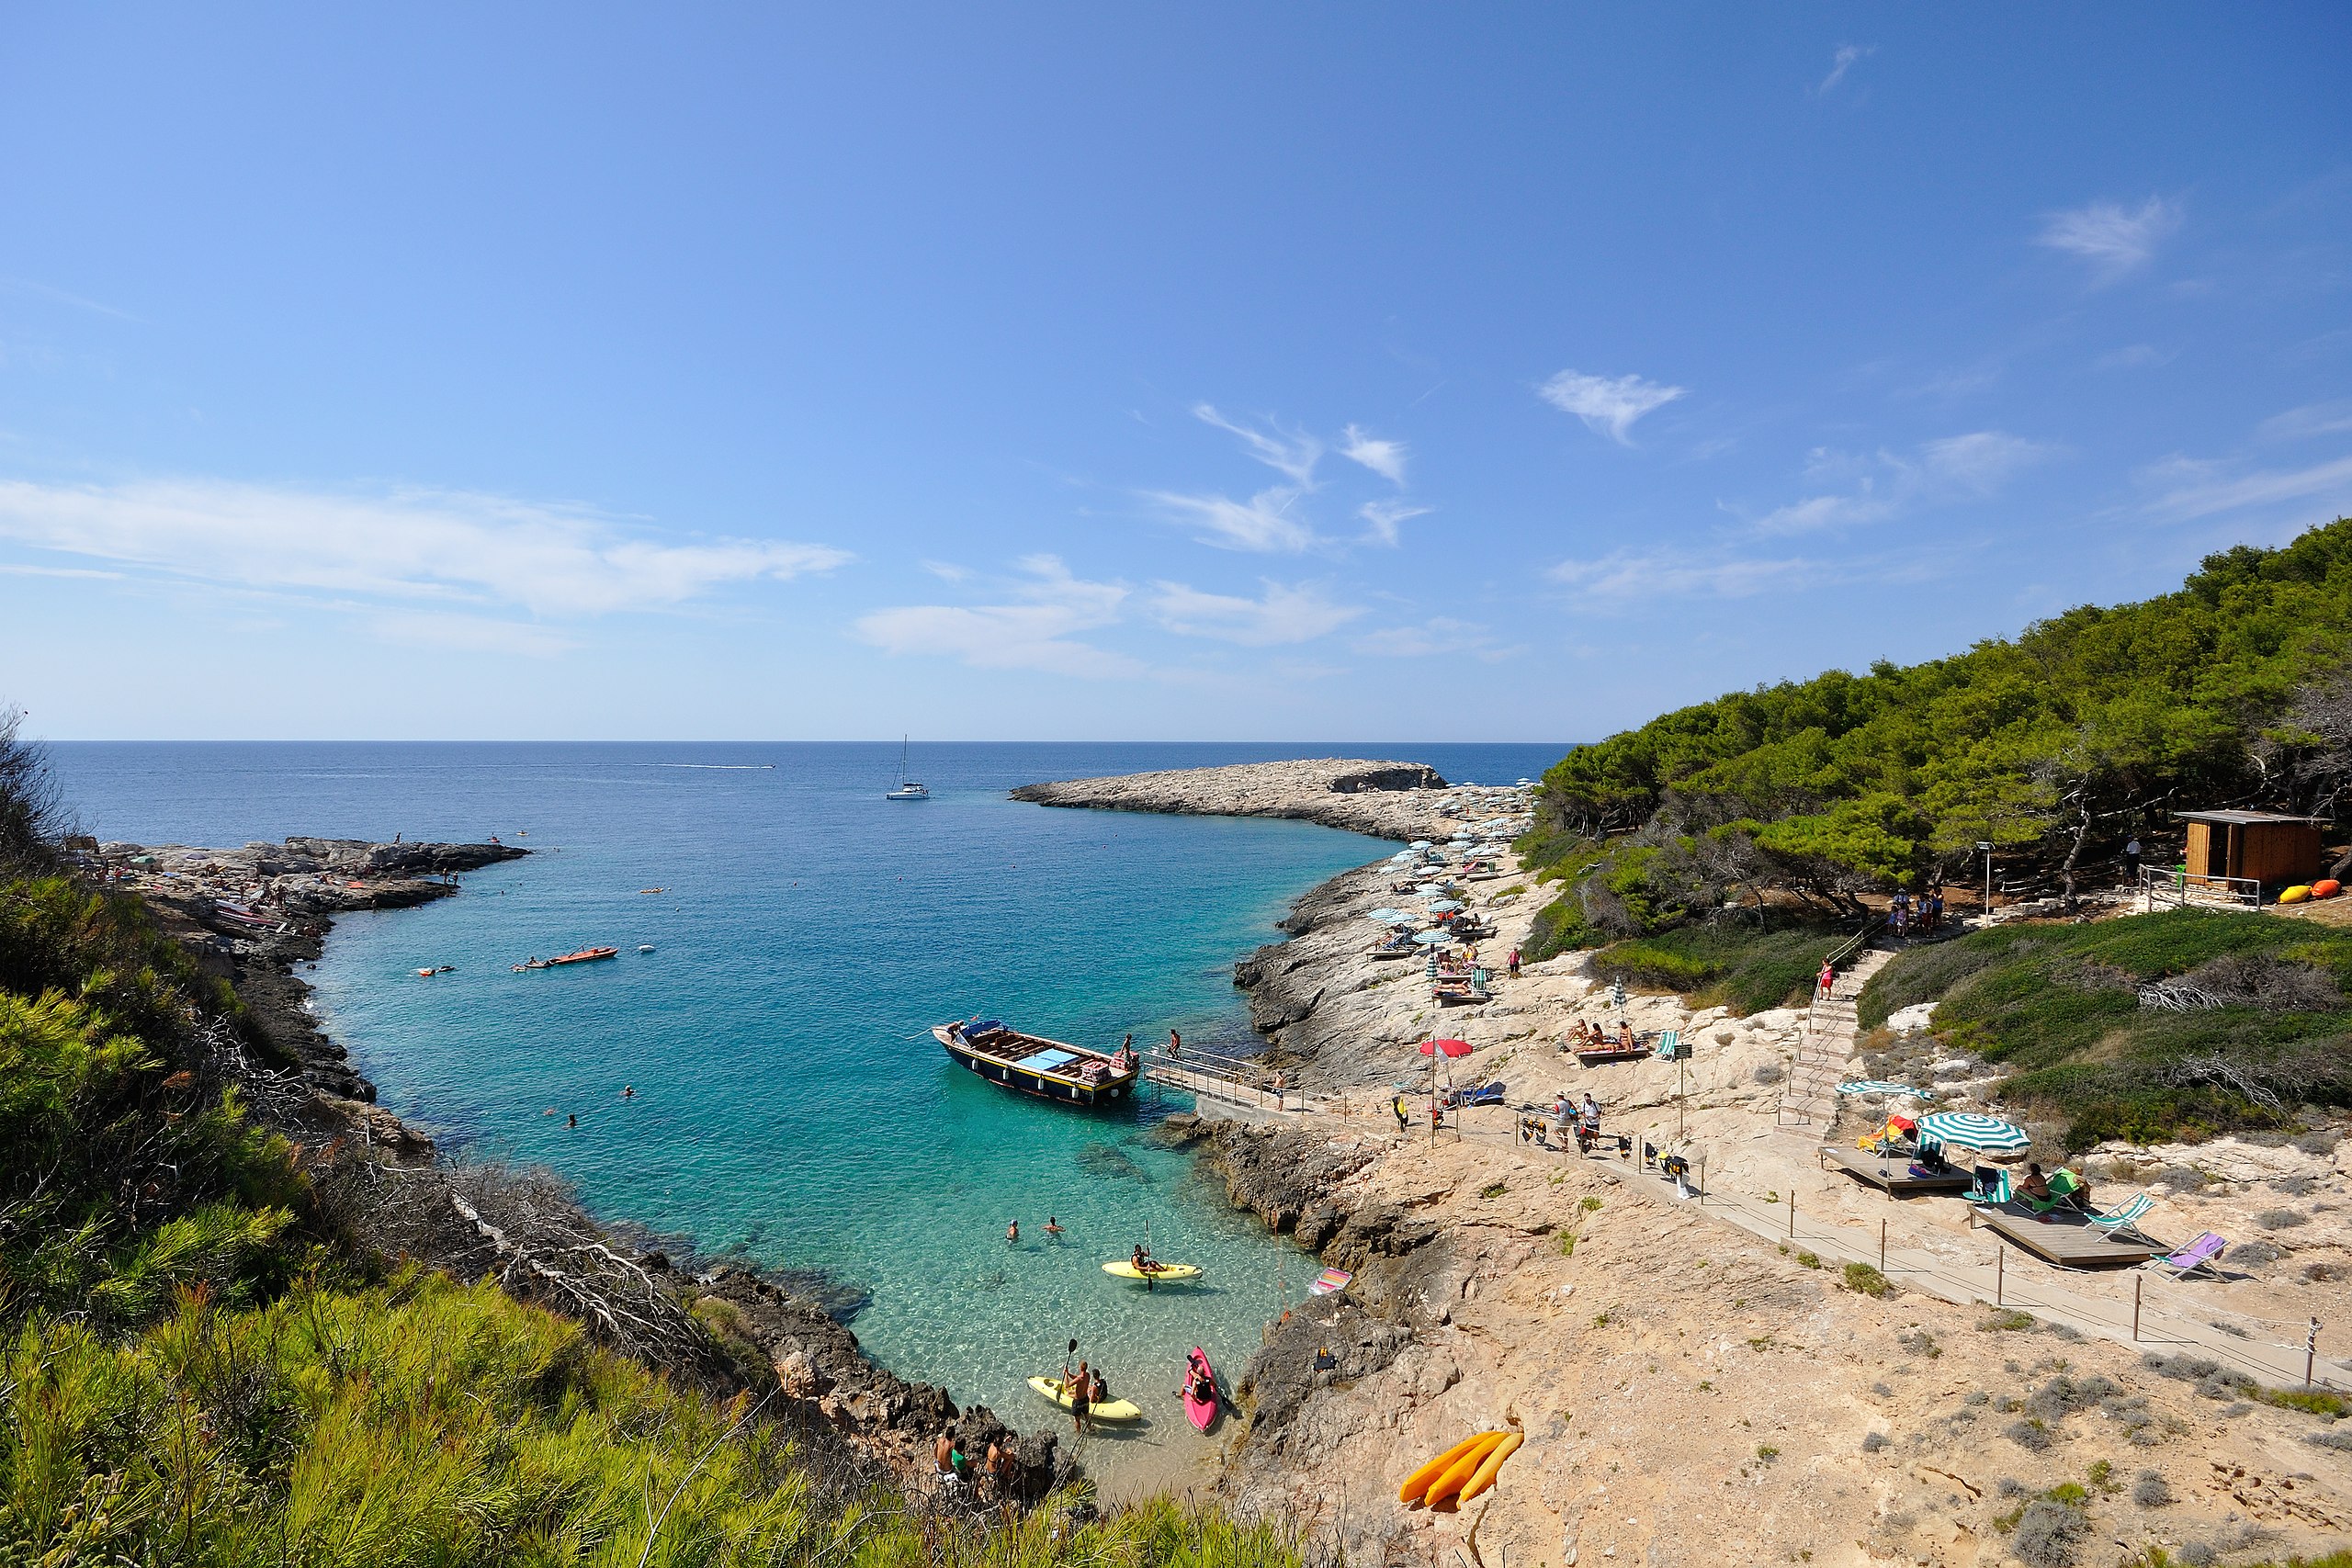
<box><xmin>1012</xmin><ymin>757</ymin><xmax>1476</xmax><ymax>840</ymax></box>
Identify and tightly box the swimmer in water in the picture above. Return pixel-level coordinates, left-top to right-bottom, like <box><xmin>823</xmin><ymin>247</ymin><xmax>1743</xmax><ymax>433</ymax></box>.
<box><xmin>1006</xmin><ymin>1219</ymin><xmax>1019</xmax><ymax>1244</ymax></box>
<box><xmin>1044</xmin><ymin>1215</ymin><xmax>1064</xmax><ymax>1237</ymax></box>
<box><xmin>566</xmin><ymin>1113</ymin><xmax>577</xmax><ymax>1128</ymax></box>
<box><xmin>622</xmin><ymin>1085</ymin><xmax>636</xmax><ymax>1099</ymax></box>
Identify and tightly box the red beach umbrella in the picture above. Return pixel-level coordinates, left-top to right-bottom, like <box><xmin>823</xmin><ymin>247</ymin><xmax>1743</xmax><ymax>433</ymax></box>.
<box><xmin>1418</xmin><ymin>1038</ymin><xmax>1473</xmax><ymax>1058</ymax></box>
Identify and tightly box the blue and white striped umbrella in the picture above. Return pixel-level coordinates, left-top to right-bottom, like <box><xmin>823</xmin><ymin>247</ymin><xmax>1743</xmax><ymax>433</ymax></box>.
<box><xmin>1837</xmin><ymin>1079</ymin><xmax>1918</xmax><ymax>1097</ymax></box>
<box><xmin>1917</xmin><ymin>1111</ymin><xmax>2029</xmax><ymax>1151</ymax></box>
<box><xmin>1367</xmin><ymin>908</ymin><xmax>1413</xmax><ymax>924</ymax></box>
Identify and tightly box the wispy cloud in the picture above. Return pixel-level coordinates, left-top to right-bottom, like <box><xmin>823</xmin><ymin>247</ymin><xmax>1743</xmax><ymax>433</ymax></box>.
<box><xmin>1144</xmin><ymin>488</ymin><xmax>1319</xmax><ymax>553</ymax></box>
<box><xmin>1538</xmin><ymin>369</ymin><xmax>1686</xmax><ymax>445</ymax></box>
<box><xmin>0</xmin><ymin>561</ymin><xmax>122</xmax><ymax>580</ymax></box>
<box><xmin>0</xmin><ymin>477</ymin><xmax>851</xmax><ymax>617</ymax></box>
<box><xmin>2038</xmin><ymin>197</ymin><xmax>2181</xmax><ymax>282</ymax></box>
<box><xmin>0</xmin><ymin>276</ymin><xmax>138</xmax><ymax>321</ymax></box>
<box><xmin>919</xmin><ymin>558</ymin><xmax>971</xmax><ymax>581</ymax></box>
<box><xmin>1340</xmin><ymin>424</ymin><xmax>1408</xmax><ymax>485</ymax></box>
<box><xmin>1148</xmin><ymin>580</ymin><xmax>1363</xmax><ymax>646</ymax></box>
<box><xmin>2144</xmin><ymin>453</ymin><xmax>2352</xmax><ymax>523</ymax></box>
<box><xmin>1815</xmin><ymin>43</ymin><xmax>1873</xmax><ymax>95</ymax></box>
<box><xmin>1192</xmin><ymin>405</ymin><xmax>1320</xmax><ymax>486</ymax></box>
<box><xmin>1357</xmin><ymin>500</ymin><xmax>1430</xmax><ymax>547</ymax></box>
<box><xmin>1352</xmin><ymin>616</ymin><xmax>1515</xmax><ymax>661</ymax></box>
<box><xmin>2259</xmin><ymin>401</ymin><xmax>2352</xmax><ymax>443</ymax></box>
<box><xmin>2096</xmin><ymin>344</ymin><xmax>2174</xmax><ymax>371</ymax></box>
<box><xmin>853</xmin><ymin>555</ymin><xmax>1141</xmax><ymax>677</ymax></box>
<box><xmin>1754</xmin><ymin>431</ymin><xmax>2056</xmax><ymax>535</ymax></box>
<box><xmin>1550</xmin><ymin>547</ymin><xmax>1812</xmax><ymax>602</ymax></box>
<box><xmin>371</xmin><ymin>611</ymin><xmax>576</xmax><ymax>657</ymax></box>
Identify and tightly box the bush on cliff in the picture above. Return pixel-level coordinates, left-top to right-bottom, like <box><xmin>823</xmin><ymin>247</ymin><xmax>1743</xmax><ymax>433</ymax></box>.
<box><xmin>1858</xmin><ymin>908</ymin><xmax>2352</xmax><ymax>1144</ymax></box>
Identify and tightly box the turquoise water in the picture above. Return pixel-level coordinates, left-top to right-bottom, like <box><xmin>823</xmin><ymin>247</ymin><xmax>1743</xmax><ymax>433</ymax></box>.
<box><xmin>48</xmin><ymin>742</ymin><xmax>1563</xmax><ymax>1453</ymax></box>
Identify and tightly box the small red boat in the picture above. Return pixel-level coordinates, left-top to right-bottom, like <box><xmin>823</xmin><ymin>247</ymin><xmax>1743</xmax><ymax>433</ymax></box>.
<box><xmin>1182</xmin><ymin>1347</ymin><xmax>1220</xmax><ymax>1433</ymax></box>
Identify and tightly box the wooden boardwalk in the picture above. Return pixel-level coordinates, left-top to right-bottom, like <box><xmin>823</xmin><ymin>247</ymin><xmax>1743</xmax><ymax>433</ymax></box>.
<box><xmin>1981</xmin><ymin>1210</ymin><xmax>2158</xmax><ymax>1268</ymax></box>
<box><xmin>1817</xmin><ymin>1143</ymin><xmax>1976</xmax><ymax>1198</ymax></box>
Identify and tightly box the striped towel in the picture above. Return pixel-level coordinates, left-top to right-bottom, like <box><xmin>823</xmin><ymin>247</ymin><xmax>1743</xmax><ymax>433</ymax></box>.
<box><xmin>1308</xmin><ymin>1268</ymin><xmax>1353</xmax><ymax>1296</ymax></box>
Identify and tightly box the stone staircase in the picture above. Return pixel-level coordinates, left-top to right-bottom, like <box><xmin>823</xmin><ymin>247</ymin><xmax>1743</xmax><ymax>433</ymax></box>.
<box><xmin>1777</xmin><ymin>946</ymin><xmax>1897</xmax><ymax>1126</ymax></box>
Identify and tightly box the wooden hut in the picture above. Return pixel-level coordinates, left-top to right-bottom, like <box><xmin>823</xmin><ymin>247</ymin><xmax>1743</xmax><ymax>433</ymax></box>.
<box><xmin>2176</xmin><ymin>809</ymin><xmax>2324</xmax><ymax>890</ymax></box>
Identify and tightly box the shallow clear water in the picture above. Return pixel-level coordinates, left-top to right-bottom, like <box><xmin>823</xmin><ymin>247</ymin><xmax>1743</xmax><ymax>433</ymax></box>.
<box><xmin>49</xmin><ymin>741</ymin><xmax>1562</xmax><ymax>1456</ymax></box>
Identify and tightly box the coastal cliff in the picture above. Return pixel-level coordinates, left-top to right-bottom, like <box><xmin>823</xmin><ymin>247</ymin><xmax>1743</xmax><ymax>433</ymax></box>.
<box><xmin>66</xmin><ymin>833</ymin><xmax>1062</xmax><ymax>1502</ymax></box>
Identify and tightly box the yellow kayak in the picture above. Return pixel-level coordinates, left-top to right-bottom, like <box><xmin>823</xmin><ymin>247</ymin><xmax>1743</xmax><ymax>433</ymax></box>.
<box><xmin>1028</xmin><ymin>1376</ymin><xmax>1143</xmax><ymax>1422</ymax></box>
<box><xmin>1101</xmin><ymin>1260</ymin><xmax>1202</xmax><ymax>1282</ymax></box>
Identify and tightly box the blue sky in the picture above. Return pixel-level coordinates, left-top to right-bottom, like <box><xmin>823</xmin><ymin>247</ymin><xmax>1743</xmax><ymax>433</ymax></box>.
<box><xmin>1</xmin><ymin>7</ymin><xmax>2346</xmax><ymax>741</ymax></box>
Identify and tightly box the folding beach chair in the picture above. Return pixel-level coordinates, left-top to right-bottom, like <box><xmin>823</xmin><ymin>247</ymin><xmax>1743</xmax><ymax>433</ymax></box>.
<box><xmin>2151</xmin><ymin>1231</ymin><xmax>2229</xmax><ymax>1280</ymax></box>
<box><xmin>2024</xmin><ymin>1169</ymin><xmax>2087</xmax><ymax>1215</ymax></box>
<box><xmin>2084</xmin><ymin>1192</ymin><xmax>2161</xmax><ymax>1246</ymax></box>
<box><xmin>1966</xmin><ymin>1167</ymin><xmax>2011</xmax><ymax>1209</ymax></box>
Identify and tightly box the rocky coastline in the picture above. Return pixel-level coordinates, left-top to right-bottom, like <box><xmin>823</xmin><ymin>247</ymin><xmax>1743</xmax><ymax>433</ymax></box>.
<box><xmin>78</xmin><ymin>834</ymin><xmax>1060</xmax><ymax>1503</ymax></box>
<box><xmin>1012</xmin><ymin>757</ymin><xmax>1464</xmax><ymax>840</ymax></box>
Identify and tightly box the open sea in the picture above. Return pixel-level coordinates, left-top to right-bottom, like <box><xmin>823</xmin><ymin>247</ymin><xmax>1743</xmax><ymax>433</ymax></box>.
<box><xmin>48</xmin><ymin>741</ymin><xmax>1563</xmax><ymax>1473</ymax></box>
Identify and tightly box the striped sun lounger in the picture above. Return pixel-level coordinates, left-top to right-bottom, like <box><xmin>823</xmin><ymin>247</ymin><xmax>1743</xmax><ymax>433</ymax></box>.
<box><xmin>2085</xmin><ymin>1192</ymin><xmax>2160</xmax><ymax>1244</ymax></box>
<box><xmin>1308</xmin><ymin>1268</ymin><xmax>1353</xmax><ymax>1296</ymax></box>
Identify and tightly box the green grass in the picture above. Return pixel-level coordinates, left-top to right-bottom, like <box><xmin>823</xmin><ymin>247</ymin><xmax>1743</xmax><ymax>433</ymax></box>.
<box><xmin>1857</xmin><ymin>908</ymin><xmax>2352</xmax><ymax>1145</ymax></box>
<box><xmin>1584</xmin><ymin>919</ymin><xmax>1848</xmax><ymax>1014</ymax></box>
<box><xmin>1841</xmin><ymin>1263</ymin><xmax>1891</xmax><ymax>1298</ymax></box>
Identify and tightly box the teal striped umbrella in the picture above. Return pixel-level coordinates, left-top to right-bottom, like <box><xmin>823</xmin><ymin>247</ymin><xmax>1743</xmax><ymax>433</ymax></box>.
<box><xmin>1917</xmin><ymin>1111</ymin><xmax>2029</xmax><ymax>1151</ymax></box>
<box><xmin>1838</xmin><ymin>1079</ymin><xmax>1928</xmax><ymax>1097</ymax></box>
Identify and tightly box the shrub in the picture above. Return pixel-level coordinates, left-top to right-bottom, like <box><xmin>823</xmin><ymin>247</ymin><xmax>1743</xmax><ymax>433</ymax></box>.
<box><xmin>1979</xmin><ymin>1309</ymin><xmax>2036</xmax><ymax>1332</ymax></box>
<box><xmin>2011</xmin><ymin>1499</ymin><xmax>2088</xmax><ymax>1567</ymax></box>
<box><xmin>1843</xmin><ymin>1262</ymin><xmax>1891</xmax><ymax>1297</ymax></box>
<box><xmin>1860</xmin><ymin>1431</ymin><xmax>1890</xmax><ymax>1453</ymax></box>
<box><xmin>1753</xmin><ymin>1062</ymin><xmax>1784</xmax><ymax>1085</ymax></box>
<box><xmin>2292</xmin><ymin>1129</ymin><xmax>2340</xmax><ymax>1155</ymax></box>
<box><xmin>2259</xmin><ymin>1386</ymin><xmax>2351</xmax><ymax>1417</ymax></box>
<box><xmin>2255</xmin><ymin>1208</ymin><xmax>2309</xmax><ymax>1229</ymax></box>
<box><xmin>2132</xmin><ymin>1470</ymin><xmax>2173</xmax><ymax>1507</ymax></box>
<box><xmin>2306</xmin><ymin>1428</ymin><xmax>2352</xmax><ymax>1452</ymax></box>
<box><xmin>1793</xmin><ymin>1249</ymin><xmax>1822</xmax><ymax>1269</ymax></box>
<box><xmin>2004</xmin><ymin>1417</ymin><xmax>2053</xmax><ymax>1451</ymax></box>
<box><xmin>2231</xmin><ymin>1240</ymin><xmax>2281</xmax><ymax>1267</ymax></box>
<box><xmin>1895</xmin><ymin>1330</ymin><xmax>1939</xmax><ymax>1359</ymax></box>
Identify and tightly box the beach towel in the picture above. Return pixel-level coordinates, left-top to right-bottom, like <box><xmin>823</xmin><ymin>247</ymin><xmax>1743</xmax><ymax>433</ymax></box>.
<box><xmin>1308</xmin><ymin>1268</ymin><xmax>1353</xmax><ymax>1297</ymax></box>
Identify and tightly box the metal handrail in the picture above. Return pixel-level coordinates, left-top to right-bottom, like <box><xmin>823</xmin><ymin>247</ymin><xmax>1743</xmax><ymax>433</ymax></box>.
<box><xmin>2139</xmin><ymin>864</ymin><xmax>2262</xmax><ymax>911</ymax></box>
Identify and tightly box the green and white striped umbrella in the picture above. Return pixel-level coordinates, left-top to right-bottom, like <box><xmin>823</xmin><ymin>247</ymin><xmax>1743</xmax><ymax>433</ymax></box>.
<box><xmin>1837</xmin><ymin>1079</ymin><xmax>1919</xmax><ymax>1097</ymax></box>
<box><xmin>1917</xmin><ymin>1111</ymin><xmax>2029</xmax><ymax>1150</ymax></box>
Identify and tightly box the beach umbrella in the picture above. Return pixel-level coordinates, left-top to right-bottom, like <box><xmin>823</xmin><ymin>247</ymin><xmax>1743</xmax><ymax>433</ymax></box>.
<box><xmin>1409</xmin><ymin>840</ymin><xmax>1432</xmax><ymax>850</ymax></box>
<box><xmin>1837</xmin><ymin>1079</ymin><xmax>1918</xmax><ymax>1097</ymax></box>
<box><xmin>1428</xmin><ymin>898</ymin><xmax>1465</xmax><ymax>913</ymax></box>
<box><xmin>1418</xmin><ymin>1038</ymin><xmax>1473</xmax><ymax>1058</ymax></box>
<box><xmin>1388</xmin><ymin>851</ymin><xmax>1414</xmax><ymax>864</ymax></box>
<box><xmin>1917</xmin><ymin>1111</ymin><xmax>2029</xmax><ymax>1151</ymax></box>
<box><xmin>1413</xmin><ymin>931</ymin><xmax>1452</xmax><ymax>945</ymax></box>
<box><xmin>1367</xmin><ymin>908</ymin><xmax>1411</xmax><ymax>924</ymax></box>
<box><xmin>1416</xmin><ymin>883</ymin><xmax>1444</xmax><ymax>896</ymax></box>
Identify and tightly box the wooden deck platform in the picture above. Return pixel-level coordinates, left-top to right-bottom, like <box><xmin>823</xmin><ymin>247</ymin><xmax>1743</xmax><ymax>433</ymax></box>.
<box><xmin>1818</xmin><ymin>1144</ymin><xmax>1977</xmax><ymax>1197</ymax></box>
<box><xmin>1981</xmin><ymin>1210</ymin><xmax>2158</xmax><ymax>1268</ymax></box>
<box><xmin>1574</xmin><ymin>1046</ymin><xmax>1650</xmax><ymax>1066</ymax></box>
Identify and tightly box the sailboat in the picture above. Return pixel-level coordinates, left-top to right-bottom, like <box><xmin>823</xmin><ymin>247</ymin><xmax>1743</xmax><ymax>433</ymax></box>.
<box><xmin>885</xmin><ymin>737</ymin><xmax>930</xmax><ymax>801</ymax></box>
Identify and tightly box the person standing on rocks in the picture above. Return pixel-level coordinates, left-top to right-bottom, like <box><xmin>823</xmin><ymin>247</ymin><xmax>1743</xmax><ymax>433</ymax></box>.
<box><xmin>1393</xmin><ymin>1094</ymin><xmax>1410</xmax><ymax>1132</ymax></box>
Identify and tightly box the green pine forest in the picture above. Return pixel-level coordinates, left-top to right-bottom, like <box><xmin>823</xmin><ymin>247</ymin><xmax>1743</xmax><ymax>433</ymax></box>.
<box><xmin>1518</xmin><ymin>517</ymin><xmax>2352</xmax><ymax>1143</ymax></box>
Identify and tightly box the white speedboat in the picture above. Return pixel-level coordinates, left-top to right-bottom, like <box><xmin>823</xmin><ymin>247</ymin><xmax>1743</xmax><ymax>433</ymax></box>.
<box><xmin>886</xmin><ymin>736</ymin><xmax>930</xmax><ymax>800</ymax></box>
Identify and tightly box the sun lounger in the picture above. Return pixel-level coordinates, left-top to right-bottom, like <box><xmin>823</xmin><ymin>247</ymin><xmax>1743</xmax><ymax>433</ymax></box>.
<box><xmin>1966</xmin><ymin>1167</ymin><xmax>2011</xmax><ymax>1208</ymax></box>
<box><xmin>2151</xmin><ymin>1231</ymin><xmax>2229</xmax><ymax>1280</ymax></box>
<box><xmin>2023</xmin><ymin>1168</ymin><xmax>2086</xmax><ymax>1215</ymax></box>
<box><xmin>2084</xmin><ymin>1192</ymin><xmax>2160</xmax><ymax>1245</ymax></box>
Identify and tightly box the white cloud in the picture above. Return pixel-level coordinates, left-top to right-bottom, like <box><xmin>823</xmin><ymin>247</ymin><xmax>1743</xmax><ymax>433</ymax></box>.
<box><xmin>1815</xmin><ymin>43</ymin><xmax>1872</xmax><ymax>95</ymax></box>
<box><xmin>1144</xmin><ymin>488</ymin><xmax>1319</xmax><ymax>553</ymax></box>
<box><xmin>1340</xmin><ymin>424</ymin><xmax>1408</xmax><ymax>484</ymax></box>
<box><xmin>1756</xmin><ymin>430</ymin><xmax>2055</xmax><ymax>535</ymax></box>
<box><xmin>2037</xmin><ymin>197</ymin><xmax>2181</xmax><ymax>281</ymax></box>
<box><xmin>1192</xmin><ymin>405</ymin><xmax>1320</xmax><ymax>485</ymax></box>
<box><xmin>2144</xmin><ymin>453</ymin><xmax>2352</xmax><ymax>523</ymax></box>
<box><xmin>0</xmin><ymin>561</ymin><xmax>121</xmax><ymax>580</ymax></box>
<box><xmin>853</xmin><ymin>555</ymin><xmax>1141</xmax><ymax>677</ymax></box>
<box><xmin>1356</xmin><ymin>500</ymin><xmax>1430</xmax><ymax>547</ymax></box>
<box><xmin>0</xmin><ymin>477</ymin><xmax>851</xmax><ymax>617</ymax></box>
<box><xmin>920</xmin><ymin>558</ymin><xmax>971</xmax><ymax>581</ymax></box>
<box><xmin>1537</xmin><ymin>369</ymin><xmax>1686</xmax><ymax>445</ymax></box>
<box><xmin>1352</xmin><ymin>616</ymin><xmax>1513</xmax><ymax>660</ymax></box>
<box><xmin>1550</xmin><ymin>547</ymin><xmax>1811</xmax><ymax>602</ymax></box>
<box><xmin>1147</xmin><ymin>580</ymin><xmax>1363</xmax><ymax>646</ymax></box>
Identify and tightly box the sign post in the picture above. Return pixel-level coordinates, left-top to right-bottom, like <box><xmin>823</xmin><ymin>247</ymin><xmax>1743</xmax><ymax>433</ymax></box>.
<box><xmin>1977</xmin><ymin>840</ymin><xmax>1995</xmax><ymax>925</ymax></box>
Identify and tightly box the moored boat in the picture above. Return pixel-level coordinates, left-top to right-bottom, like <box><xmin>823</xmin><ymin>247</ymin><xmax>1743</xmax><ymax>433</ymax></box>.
<box><xmin>934</xmin><ymin>1019</ymin><xmax>1140</xmax><ymax>1106</ymax></box>
<box><xmin>513</xmin><ymin>946</ymin><xmax>620</xmax><ymax>972</ymax></box>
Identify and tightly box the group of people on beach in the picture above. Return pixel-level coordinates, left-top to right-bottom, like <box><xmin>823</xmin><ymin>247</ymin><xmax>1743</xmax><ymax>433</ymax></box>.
<box><xmin>933</xmin><ymin>1426</ymin><xmax>1017</xmax><ymax>1497</ymax></box>
<box><xmin>1563</xmin><ymin>1017</ymin><xmax>1637</xmax><ymax>1052</ymax></box>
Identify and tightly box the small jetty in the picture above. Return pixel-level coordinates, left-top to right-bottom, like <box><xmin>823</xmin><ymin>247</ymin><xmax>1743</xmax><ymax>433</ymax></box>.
<box><xmin>934</xmin><ymin>1019</ymin><xmax>1140</xmax><ymax>1106</ymax></box>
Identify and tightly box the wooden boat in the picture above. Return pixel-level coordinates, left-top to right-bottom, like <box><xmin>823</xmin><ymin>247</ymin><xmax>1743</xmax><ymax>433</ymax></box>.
<box><xmin>1027</xmin><ymin>1375</ymin><xmax>1142</xmax><ymax>1422</ymax></box>
<box><xmin>1182</xmin><ymin>1348</ymin><xmax>1220</xmax><ymax>1433</ymax></box>
<box><xmin>513</xmin><ymin>946</ymin><xmax>619</xmax><ymax>972</ymax></box>
<box><xmin>934</xmin><ymin>1019</ymin><xmax>1139</xmax><ymax>1107</ymax></box>
<box><xmin>1102</xmin><ymin>1259</ymin><xmax>1201</xmax><ymax>1282</ymax></box>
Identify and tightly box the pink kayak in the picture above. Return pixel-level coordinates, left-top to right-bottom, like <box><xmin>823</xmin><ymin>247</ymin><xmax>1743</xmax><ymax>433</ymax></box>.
<box><xmin>1182</xmin><ymin>1348</ymin><xmax>1220</xmax><ymax>1433</ymax></box>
